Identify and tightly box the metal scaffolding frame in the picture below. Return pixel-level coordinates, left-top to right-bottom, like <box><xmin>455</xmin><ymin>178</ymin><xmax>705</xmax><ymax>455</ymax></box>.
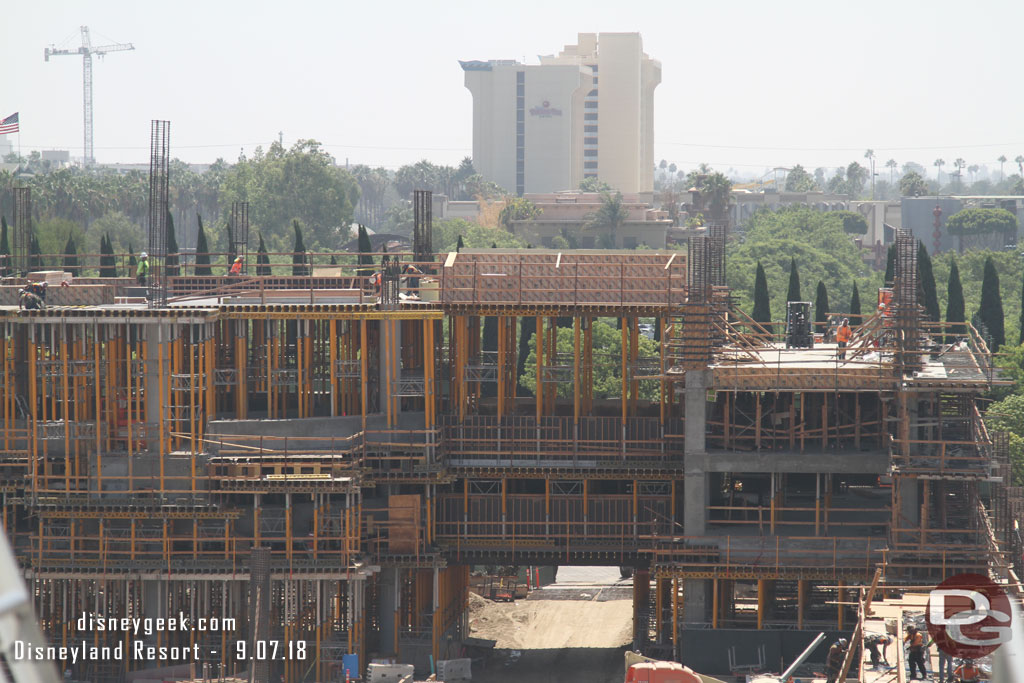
<box><xmin>147</xmin><ymin>119</ymin><xmax>170</xmax><ymax>306</ymax></box>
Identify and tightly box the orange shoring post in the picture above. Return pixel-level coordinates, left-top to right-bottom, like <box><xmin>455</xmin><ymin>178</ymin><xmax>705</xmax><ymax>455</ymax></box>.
<box><xmin>536</xmin><ymin>315</ymin><xmax>543</xmax><ymax>420</ymax></box>
<box><xmin>297</xmin><ymin>319</ymin><xmax>305</xmax><ymax>419</ymax></box>
<box><xmin>93</xmin><ymin>325</ymin><xmax>101</xmax><ymax>484</ymax></box>
<box><xmin>329</xmin><ymin>319</ymin><xmax>338</xmax><ymax>417</ymax></box>
<box><xmin>62</xmin><ymin>324</ymin><xmax>70</xmax><ymax>492</ymax></box>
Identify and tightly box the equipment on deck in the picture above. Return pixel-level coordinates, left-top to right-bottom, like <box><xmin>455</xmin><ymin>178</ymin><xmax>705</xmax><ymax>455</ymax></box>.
<box><xmin>785</xmin><ymin>301</ymin><xmax>814</xmax><ymax>348</ymax></box>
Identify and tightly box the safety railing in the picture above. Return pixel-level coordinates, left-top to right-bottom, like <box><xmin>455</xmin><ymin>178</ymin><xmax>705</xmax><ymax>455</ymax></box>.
<box><xmin>441</xmin><ymin>415</ymin><xmax>683</xmax><ymax>463</ymax></box>
<box><xmin>646</xmin><ymin>535</ymin><xmax>883</xmax><ymax>578</ymax></box>
<box><xmin>441</xmin><ymin>255</ymin><xmax>687</xmax><ymax>306</ymax></box>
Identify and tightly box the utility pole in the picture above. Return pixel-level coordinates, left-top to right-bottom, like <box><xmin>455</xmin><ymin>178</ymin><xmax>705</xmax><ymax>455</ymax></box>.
<box><xmin>45</xmin><ymin>26</ymin><xmax>134</xmax><ymax>166</ymax></box>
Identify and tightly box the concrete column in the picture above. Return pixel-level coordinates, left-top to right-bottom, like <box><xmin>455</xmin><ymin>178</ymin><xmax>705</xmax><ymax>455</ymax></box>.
<box><xmin>684</xmin><ymin>369</ymin><xmax>710</xmax><ymax>536</ymax></box>
<box><xmin>377</xmin><ymin>566</ymin><xmax>398</xmax><ymax>655</ymax></box>
<box><xmin>142</xmin><ymin>579</ymin><xmax>167</xmax><ymax>656</ymax></box>
<box><xmin>899</xmin><ymin>477</ymin><xmax>920</xmax><ymax>544</ymax></box>
<box><xmin>632</xmin><ymin>569</ymin><xmax>650</xmax><ymax>651</ymax></box>
<box><xmin>144</xmin><ymin>324</ymin><xmax>168</xmax><ymax>428</ymax></box>
<box><xmin>683</xmin><ymin>579</ymin><xmax>710</xmax><ymax>626</ymax></box>
<box><xmin>684</xmin><ymin>370</ymin><xmax>707</xmax><ymax>456</ymax></box>
<box><xmin>683</xmin><ymin>370</ymin><xmax>713</xmax><ymax>628</ymax></box>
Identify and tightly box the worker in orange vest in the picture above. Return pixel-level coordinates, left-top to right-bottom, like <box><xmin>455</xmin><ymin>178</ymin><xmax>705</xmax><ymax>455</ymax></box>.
<box><xmin>836</xmin><ymin>317</ymin><xmax>852</xmax><ymax>360</ymax></box>
<box><xmin>228</xmin><ymin>256</ymin><xmax>243</xmax><ymax>276</ymax></box>
<box><xmin>953</xmin><ymin>659</ymin><xmax>981</xmax><ymax>682</ymax></box>
<box><xmin>905</xmin><ymin>626</ymin><xmax>928</xmax><ymax>680</ymax></box>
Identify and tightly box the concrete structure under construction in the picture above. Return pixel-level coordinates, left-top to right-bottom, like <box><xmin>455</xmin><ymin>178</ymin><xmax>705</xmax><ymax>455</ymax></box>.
<box><xmin>461</xmin><ymin>32</ymin><xmax>660</xmax><ymax>195</ymax></box>
<box><xmin>0</xmin><ymin>230</ymin><xmax>1021</xmax><ymax>681</ymax></box>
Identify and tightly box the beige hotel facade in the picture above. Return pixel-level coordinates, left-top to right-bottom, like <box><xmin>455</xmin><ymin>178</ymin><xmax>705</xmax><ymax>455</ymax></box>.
<box><xmin>461</xmin><ymin>32</ymin><xmax>661</xmax><ymax>196</ymax></box>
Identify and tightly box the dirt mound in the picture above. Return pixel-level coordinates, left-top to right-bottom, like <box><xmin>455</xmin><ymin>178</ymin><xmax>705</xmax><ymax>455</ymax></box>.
<box><xmin>468</xmin><ymin>596</ymin><xmax>632</xmax><ymax>650</ymax></box>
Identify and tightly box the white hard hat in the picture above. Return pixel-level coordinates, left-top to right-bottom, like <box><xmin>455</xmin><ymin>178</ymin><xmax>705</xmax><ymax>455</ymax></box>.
<box><xmin>140</xmin><ymin>252</ymin><xmax>148</xmax><ymax>259</ymax></box>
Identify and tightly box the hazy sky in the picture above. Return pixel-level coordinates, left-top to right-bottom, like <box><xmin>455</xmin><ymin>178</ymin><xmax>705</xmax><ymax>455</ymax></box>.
<box><xmin>5</xmin><ymin>0</ymin><xmax>1023</xmax><ymax>180</ymax></box>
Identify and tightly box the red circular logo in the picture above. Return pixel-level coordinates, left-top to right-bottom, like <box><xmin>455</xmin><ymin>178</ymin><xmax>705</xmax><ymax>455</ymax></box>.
<box><xmin>925</xmin><ymin>572</ymin><xmax>1013</xmax><ymax>658</ymax></box>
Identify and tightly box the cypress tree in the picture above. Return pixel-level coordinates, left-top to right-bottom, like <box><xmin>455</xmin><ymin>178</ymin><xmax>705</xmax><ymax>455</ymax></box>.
<box><xmin>256</xmin><ymin>232</ymin><xmax>271</xmax><ymax>276</ymax></box>
<box><xmin>330</xmin><ymin>254</ymin><xmax>338</xmax><ymax>265</ymax></box>
<box><xmin>99</xmin><ymin>235</ymin><xmax>115</xmax><ymax>278</ymax></box>
<box><xmin>63</xmin><ymin>234</ymin><xmax>79</xmax><ymax>277</ymax></box>
<box><xmin>849</xmin><ymin>282</ymin><xmax>862</xmax><ymax>326</ymax></box>
<box><xmin>883</xmin><ymin>243</ymin><xmax>896</xmax><ymax>286</ymax></box>
<box><xmin>1020</xmin><ymin>267</ymin><xmax>1024</xmax><ymax>345</ymax></box>
<box><xmin>29</xmin><ymin>234</ymin><xmax>42</xmax><ymax>271</ymax></box>
<box><xmin>786</xmin><ymin>257</ymin><xmax>801</xmax><ymax>302</ymax></box>
<box><xmin>292</xmin><ymin>219</ymin><xmax>308</xmax><ymax>276</ymax></box>
<box><xmin>456</xmin><ymin>235</ymin><xmax>465</xmax><ymax>252</ymax></box>
<box><xmin>0</xmin><ymin>216</ymin><xmax>9</xmax><ymax>277</ymax></box>
<box><xmin>979</xmin><ymin>256</ymin><xmax>1005</xmax><ymax>350</ymax></box>
<box><xmin>194</xmin><ymin>215</ymin><xmax>212</xmax><ymax>276</ymax></box>
<box><xmin>751</xmin><ymin>260</ymin><xmax>771</xmax><ymax>333</ymax></box>
<box><xmin>166</xmin><ymin>210</ymin><xmax>180</xmax><ymax>277</ymax></box>
<box><xmin>357</xmin><ymin>224</ymin><xmax>373</xmax><ymax>276</ymax></box>
<box><xmin>814</xmin><ymin>280</ymin><xmax>829</xmax><ymax>333</ymax></box>
<box><xmin>128</xmin><ymin>243</ymin><xmax>137</xmax><ymax>269</ymax></box>
<box><xmin>917</xmin><ymin>241</ymin><xmax>940</xmax><ymax>322</ymax></box>
<box><xmin>946</xmin><ymin>260</ymin><xmax>965</xmax><ymax>343</ymax></box>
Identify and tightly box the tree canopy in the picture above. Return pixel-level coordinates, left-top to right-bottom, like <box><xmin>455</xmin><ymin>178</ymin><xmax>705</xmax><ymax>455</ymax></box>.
<box><xmin>498</xmin><ymin>197</ymin><xmax>541</xmax><ymax>232</ymax></box>
<box><xmin>518</xmin><ymin>319</ymin><xmax>660</xmax><ymax>401</ymax></box>
<box><xmin>726</xmin><ymin>207</ymin><xmax>882</xmax><ymax>321</ymax></box>
<box><xmin>219</xmin><ymin>140</ymin><xmax>359</xmax><ymax>253</ymax></box>
<box><xmin>946</xmin><ymin>208</ymin><xmax>1018</xmax><ymax>236</ymax></box>
<box><xmin>899</xmin><ymin>171</ymin><xmax>930</xmax><ymax>197</ymax></box>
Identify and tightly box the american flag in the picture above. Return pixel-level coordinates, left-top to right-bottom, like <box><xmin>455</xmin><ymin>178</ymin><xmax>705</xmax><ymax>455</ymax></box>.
<box><xmin>0</xmin><ymin>113</ymin><xmax>19</xmax><ymax>135</ymax></box>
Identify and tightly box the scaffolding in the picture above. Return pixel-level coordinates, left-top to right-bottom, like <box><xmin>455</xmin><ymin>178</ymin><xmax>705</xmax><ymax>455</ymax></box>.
<box><xmin>13</xmin><ymin>186</ymin><xmax>30</xmax><ymax>276</ymax></box>
<box><xmin>0</xmin><ymin>246</ymin><xmax>1019</xmax><ymax>681</ymax></box>
<box><xmin>147</xmin><ymin>119</ymin><xmax>170</xmax><ymax>306</ymax></box>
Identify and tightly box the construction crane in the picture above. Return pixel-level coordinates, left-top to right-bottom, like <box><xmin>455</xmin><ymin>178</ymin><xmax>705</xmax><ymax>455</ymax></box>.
<box><xmin>44</xmin><ymin>26</ymin><xmax>134</xmax><ymax>166</ymax></box>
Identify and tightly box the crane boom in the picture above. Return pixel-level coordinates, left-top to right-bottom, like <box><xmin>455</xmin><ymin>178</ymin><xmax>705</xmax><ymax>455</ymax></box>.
<box><xmin>44</xmin><ymin>25</ymin><xmax>134</xmax><ymax>165</ymax></box>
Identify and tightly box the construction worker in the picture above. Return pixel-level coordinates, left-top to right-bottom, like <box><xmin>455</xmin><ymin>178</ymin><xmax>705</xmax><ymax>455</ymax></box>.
<box><xmin>836</xmin><ymin>317</ymin><xmax>852</xmax><ymax>359</ymax></box>
<box><xmin>18</xmin><ymin>281</ymin><xmax>47</xmax><ymax>310</ymax></box>
<box><xmin>137</xmin><ymin>252</ymin><xmax>149</xmax><ymax>286</ymax></box>
<box><xmin>402</xmin><ymin>263</ymin><xmax>423</xmax><ymax>293</ymax></box>
<box><xmin>905</xmin><ymin>626</ymin><xmax>928</xmax><ymax>680</ymax></box>
<box><xmin>825</xmin><ymin>638</ymin><xmax>848</xmax><ymax>683</ymax></box>
<box><xmin>928</xmin><ymin>634</ymin><xmax>953</xmax><ymax>683</ymax></box>
<box><xmin>953</xmin><ymin>659</ymin><xmax>981</xmax><ymax>683</ymax></box>
<box><xmin>370</xmin><ymin>271</ymin><xmax>382</xmax><ymax>296</ymax></box>
<box><xmin>228</xmin><ymin>255</ymin><xmax>243</xmax><ymax>277</ymax></box>
<box><xmin>865</xmin><ymin>633</ymin><xmax>891</xmax><ymax>669</ymax></box>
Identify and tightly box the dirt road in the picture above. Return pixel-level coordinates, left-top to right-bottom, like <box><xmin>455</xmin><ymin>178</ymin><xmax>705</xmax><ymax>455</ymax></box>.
<box><xmin>468</xmin><ymin>566</ymin><xmax>633</xmax><ymax>682</ymax></box>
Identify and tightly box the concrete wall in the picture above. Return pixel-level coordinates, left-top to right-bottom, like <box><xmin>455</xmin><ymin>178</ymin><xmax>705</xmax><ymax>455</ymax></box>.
<box><xmin>901</xmin><ymin>197</ymin><xmax>962</xmax><ymax>253</ymax></box>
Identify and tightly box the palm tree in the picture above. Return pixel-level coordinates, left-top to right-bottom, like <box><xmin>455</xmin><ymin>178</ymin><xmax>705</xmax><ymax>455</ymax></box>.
<box><xmin>1016</xmin><ymin>155</ymin><xmax>1024</xmax><ymax>179</ymax></box>
<box><xmin>886</xmin><ymin>159</ymin><xmax>898</xmax><ymax>185</ymax></box>
<box><xmin>934</xmin><ymin>159</ymin><xmax>946</xmax><ymax>184</ymax></box>
<box><xmin>953</xmin><ymin>158</ymin><xmax>966</xmax><ymax>189</ymax></box>
<box><xmin>585</xmin><ymin>191</ymin><xmax>628</xmax><ymax>248</ymax></box>
<box><xmin>967</xmin><ymin>164</ymin><xmax>979</xmax><ymax>185</ymax></box>
<box><xmin>998</xmin><ymin>155</ymin><xmax>1007</xmax><ymax>182</ymax></box>
<box><xmin>864</xmin><ymin>149</ymin><xmax>876</xmax><ymax>199</ymax></box>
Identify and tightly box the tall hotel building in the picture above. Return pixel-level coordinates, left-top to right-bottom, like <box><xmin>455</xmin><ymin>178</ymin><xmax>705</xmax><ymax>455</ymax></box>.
<box><xmin>460</xmin><ymin>33</ymin><xmax>661</xmax><ymax>195</ymax></box>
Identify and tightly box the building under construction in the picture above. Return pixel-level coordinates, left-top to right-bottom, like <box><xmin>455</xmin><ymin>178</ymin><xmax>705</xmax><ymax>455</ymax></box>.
<box><xmin>1</xmin><ymin>206</ymin><xmax>1023</xmax><ymax>680</ymax></box>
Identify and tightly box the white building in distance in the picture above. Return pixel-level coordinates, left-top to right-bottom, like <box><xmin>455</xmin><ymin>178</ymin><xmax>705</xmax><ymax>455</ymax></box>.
<box><xmin>461</xmin><ymin>33</ymin><xmax>661</xmax><ymax>196</ymax></box>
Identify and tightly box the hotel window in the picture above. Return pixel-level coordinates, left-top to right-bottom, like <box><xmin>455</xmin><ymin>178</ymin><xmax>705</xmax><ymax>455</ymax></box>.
<box><xmin>516</xmin><ymin>71</ymin><xmax>525</xmax><ymax>196</ymax></box>
<box><xmin>584</xmin><ymin>113</ymin><xmax>598</xmax><ymax>121</ymax></box>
